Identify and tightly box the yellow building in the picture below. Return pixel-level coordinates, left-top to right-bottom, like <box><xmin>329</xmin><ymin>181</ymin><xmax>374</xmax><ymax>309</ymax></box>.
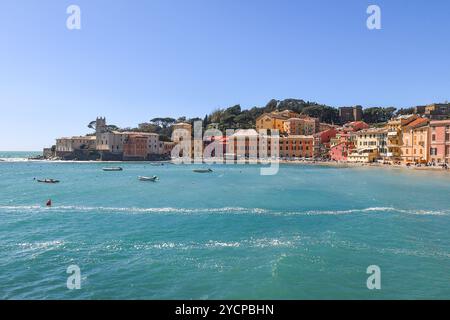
<box><xmin>347</xmin><ymin>148</ymin><xmax>379</xmax><ymax>163</ymax></box>
<box><xmin>354</xmin><ymin>128</ymin><xmax>388</xmax><ymax>156</ymax></box>
<box><xmin>256</xmin><ymin>113</ymin><xmax>288</xmax><ymax>133</ymax></box>
<box><xmin>385</xmin><ymin>115</ymin><xmax>418</xmax><ymax>163</ymax></box>
<box><xmin>401</xmin><ymin>118</ymin><xmax>430</xmax><ymax>164</ymax></box>
<box><xmin>347</xmin><ymin>128</ymin><xmax>387</xmax><ymax>163</ymax></box>
<box><xmin>255</xmin><ymin>110</ymin><xmax>300</xmax><ymax>134</ymax></box>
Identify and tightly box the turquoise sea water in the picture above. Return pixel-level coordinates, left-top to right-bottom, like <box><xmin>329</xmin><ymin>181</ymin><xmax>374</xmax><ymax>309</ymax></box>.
<box><xmin>0</xmin><ymin>152</ymin><xmax>449</xmax><ymax>299</ymax></box>
<box><xmin>0</xmin><ymin>151</ymin><xmax>41</xmax><ymax>160</ymax></box>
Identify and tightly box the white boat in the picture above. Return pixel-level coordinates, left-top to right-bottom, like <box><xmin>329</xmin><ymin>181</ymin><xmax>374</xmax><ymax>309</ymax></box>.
<box><xmin>138</xmin><ymin>176</ymin><xmax>159</xmax><ymax>182</ymax></box>
<box><xmin>102</xmin><ymin>167</ymin><xmax>123</xmax><ymax>171</ymax></box>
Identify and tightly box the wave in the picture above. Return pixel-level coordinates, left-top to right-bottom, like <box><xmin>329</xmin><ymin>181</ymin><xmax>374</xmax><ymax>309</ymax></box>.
<box><xmin>0</xmin><ymin>158</ymin><xmax>31</xmax><ymax>162</ymax></box>
<box><xmin>99</xmin><ymin>237</ymin><xmax>297</xmax><ymax>251</ymax></box>
<box><xmin>18</xmin><ymin>240</ymin><xmax>65</xmax><ymax>251</ymax></box>
<box><xmin>0</xmin><ymin>205</ymin><xmax>448</xmax><ymax>216</ymax></box>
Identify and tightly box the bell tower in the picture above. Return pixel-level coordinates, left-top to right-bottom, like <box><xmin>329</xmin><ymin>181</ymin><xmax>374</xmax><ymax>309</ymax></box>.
<box><xmin>95</xmin><ymin>117</ymin><xmax>107</xmax><ymax>148</ymax></box>
<box><xmin>96</xmin><ymin>117</ymin><xmax>107</xmax><ymax>134</ymax></box>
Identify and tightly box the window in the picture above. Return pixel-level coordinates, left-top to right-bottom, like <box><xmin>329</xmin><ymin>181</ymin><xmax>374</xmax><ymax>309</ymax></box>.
<box><xmin>432</xmin><ymin>134</ymin><xmax>436</xmax><ymax>141</ymax></box>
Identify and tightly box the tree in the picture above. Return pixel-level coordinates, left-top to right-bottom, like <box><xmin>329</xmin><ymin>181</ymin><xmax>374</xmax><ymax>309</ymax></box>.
<box><xmin>87</xmin><ymin>120</ymin><xmax>97</xmax><ymax>130</ymax></box>
<box><xmin>396</xmin><ymin>107</ymin><xmax>416</xmax><ymax>116</ymax></box>
<box><xmin>363</xmin><ymin>107</ymin><xmax>397</xmax><ymax>124</ymax></box>
<box><xmin>302</xmin><ymin>105</ymin><xmax>339</xmax><ymax>123</ymax></box>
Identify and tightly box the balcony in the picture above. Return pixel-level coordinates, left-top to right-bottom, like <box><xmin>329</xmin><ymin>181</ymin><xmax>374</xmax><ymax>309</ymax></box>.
<box><xmin>387</xmin><ymin>142</ymin><xmax>400</xmax><ymax>147</ymax></box>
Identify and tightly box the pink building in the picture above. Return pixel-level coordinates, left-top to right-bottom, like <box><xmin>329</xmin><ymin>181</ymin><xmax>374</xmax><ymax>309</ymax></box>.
<box><xmin>329</xmin><ymin>132</ymin><xmax>355</xmax><ymax>161</ymax></box>
<box><xmin>429</xmin><ymin>120</ymin><xmax>450</xmax><ymax>164</ymax></box>
<box><xmin>330</xmin><ymin>143</ymin><xmax>349</xmax><ymax>161</ymax></box>
<box><xmin>314</xmin><ymin>128</ymin><xmax>337</xmax><ymax>158</ymax></box>
<box><xmin>316</xmin><ymin>128</ymin><xmax>337</xmax><ymax>144</ymax></box>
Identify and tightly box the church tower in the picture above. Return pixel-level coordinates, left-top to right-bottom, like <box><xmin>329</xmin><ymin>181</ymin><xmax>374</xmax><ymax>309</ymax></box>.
<box><xmin>95</xmin><ymin>117</ymin><xmax>107</xmax><ymax>147</ymax></box>
<box><xmin>96</xmin><ymin>117</ymin><xmax>107</xmax><ymax>134</ymax></box>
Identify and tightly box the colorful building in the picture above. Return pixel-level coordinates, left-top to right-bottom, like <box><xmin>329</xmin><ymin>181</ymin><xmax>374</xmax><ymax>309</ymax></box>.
<box><xmin>347</xmin><ymin>128</ymin><xmax>387</xmax><ymax>162</ymax></box>
<box><xmin>329</xmin><ymin>132</ymin><xmax>355</xmax><ymax>161</ymax></box>
<box><xmin>256</xmin><ymin>113</ymin><xmax>287</xmax><ymax>133</ymax></box>
<box><xmin>279</xmin><ymin>135</ymin><xmax>314</xmax><ymax>159</ymax></box>
<box><xmin>401</xmin><ymin>118</ymin><xmax>430</xmax><ymax>164</ymax></box>
<box><xmin>256</xmin><ymin>110</ymin><xmax>300</xmax><ymax>134</ymax></box>
<box><xmin>319</xmin><ymin>123</ymin><xmax>335</xmax><ymax>132</ymax></box>
<box><xmin>347</xmin><ymin>148</ymin><xmax>379</xmax><ymax>163</ymax></box>
<box><xmin>384</xmin><ymin>115</ymin><xmax>418</xmax><ymax>163</ymax></box>
<box><xmin>283</xmin><ymin>117</ymin><xmax>320</xmax><ymax>136</ymax></box>
<box><xmin>429</xmin><ymin>120</ymin><xmax>450</xmax><ymax>164</ymax></box>
<box><xmin>354</xmin><ymin>128</ymin><xmax>388</xmax><ymax>156</ymax></box>
<box><xmin>343</xmin><ymin>121</ymin><xmax>369</xmax><ymax>132</ymax></box>
<box><xmin>314</xmin><ymin>128</ymin><xmax>338</xmax><ymax>158</ymax></box>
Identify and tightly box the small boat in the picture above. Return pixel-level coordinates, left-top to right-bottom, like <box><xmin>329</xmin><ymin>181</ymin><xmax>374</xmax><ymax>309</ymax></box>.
<box><xmin>102</xmin><ymin>167</ymin><xmax>123</xmax><ymax>171</ymax></box>
<box><xmin>193</xmin><ymin>168</ymin><xmax>213</xmax><ymax>173</ymax></box>
<box><xmin>138</xmin><ymin>176</ymin><xmax>159</xmax><ymax>182</ymax></box>
<box><xmin>37</xmin><ymin>179</ymin><xmax>60</xmax><ymax>184</ymax></box>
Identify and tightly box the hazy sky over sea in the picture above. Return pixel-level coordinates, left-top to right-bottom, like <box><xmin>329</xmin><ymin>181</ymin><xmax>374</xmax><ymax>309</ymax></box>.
<box><xmin>1</xmin><ymin>0</ymin><xmax>449</xmax><ymax>150</ymax></box>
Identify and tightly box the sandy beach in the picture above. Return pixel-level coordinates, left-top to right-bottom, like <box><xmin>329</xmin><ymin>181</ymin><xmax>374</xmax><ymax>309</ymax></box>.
<box><xmin>2</xmin><ymin>156</ymin><xmax>449</xmax><ymax>173</ymax></box>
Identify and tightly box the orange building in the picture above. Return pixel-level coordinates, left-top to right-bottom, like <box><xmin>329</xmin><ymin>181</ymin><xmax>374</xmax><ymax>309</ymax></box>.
<box><xmin>283</xmin><ymin>117</ymin><xmax>320</xmax><ymax>135</ymax></box>
<box><xmin>401</xmin><ymin>118</ymin><xmax>430</xmax><ymax>164</ymax></box>
<box><xmin>279</xmin><ymin>135</ymin><xmax>314</xmax><ymax>159</ymax></box>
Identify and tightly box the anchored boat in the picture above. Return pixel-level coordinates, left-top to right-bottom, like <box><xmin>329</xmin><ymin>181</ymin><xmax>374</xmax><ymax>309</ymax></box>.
<box><xmin>37</xmin><ymin>179</ymin><xmax>60</xmax><ymax>184</ymax></box>
<box><xmin>138</xmin><ymin>176</ymin><xmax>159</xmax><ymax>182</ymax></box>
<box><xmin>102</xmin><ymin>167</ymin><xmax>123</xmax><ymax>171</ymax></box>
<box><xmin>193</xmin><ymin>168</ymin><xmax>213</xmax><ymax>173</ymax></box>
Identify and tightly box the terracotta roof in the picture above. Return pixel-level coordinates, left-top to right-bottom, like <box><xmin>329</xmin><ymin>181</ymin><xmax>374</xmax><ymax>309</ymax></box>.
<box><xmin>405</xmin><ymin>118</ymin><xmax>428</xmax><ymax>129</ymax></box>
<box><xmin>256</xmin><ymin>113</ymin><xmax>287</xmax><ymax>120</ymax></box>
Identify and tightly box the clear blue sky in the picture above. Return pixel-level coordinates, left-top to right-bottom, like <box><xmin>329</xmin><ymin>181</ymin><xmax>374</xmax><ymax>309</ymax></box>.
<box><xmin>1</xmin><ymin>0</ymin><xmax>449</xmax><ymax>150</ymax></box>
